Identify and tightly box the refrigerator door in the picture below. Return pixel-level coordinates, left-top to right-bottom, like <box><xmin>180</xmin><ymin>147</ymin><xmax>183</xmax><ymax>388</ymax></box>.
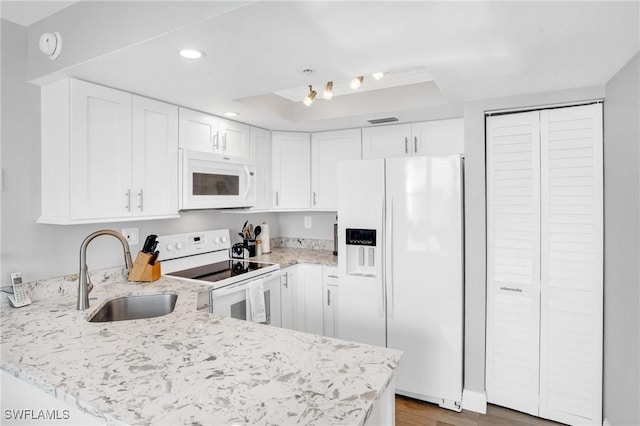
<box><xmin>385</xmin><ymin>156</ymin><xmax>464</xmax><ymax>405</ymax></box>
<box><xmin>337</xmin><ymin>159</ymin><xmax>386</xmax><ymax>347</ymax></box>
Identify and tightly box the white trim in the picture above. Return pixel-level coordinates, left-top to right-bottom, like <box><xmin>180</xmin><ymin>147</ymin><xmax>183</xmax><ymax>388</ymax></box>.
<box><xmin>485</xmin><ymin>99</ymin><xmax>603</xmax><ymax>116</ymax></box>
<box><xmin>461</xmin><ymin>389</ymin><xmax>487</xmax><ymax>414</ymax></box>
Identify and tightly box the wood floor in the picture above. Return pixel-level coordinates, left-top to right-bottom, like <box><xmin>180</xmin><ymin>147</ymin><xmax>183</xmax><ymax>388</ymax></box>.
<box><xmin>395</xmin><ymin>395</ymin><xmax>565</xmax><ymax>426</ymax></box>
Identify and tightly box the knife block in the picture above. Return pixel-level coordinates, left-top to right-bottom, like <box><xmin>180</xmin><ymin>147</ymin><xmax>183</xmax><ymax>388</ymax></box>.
<box><xmin>128</xmin><ymin>252</ymin><xmax>161</xmax><ymax>282</ymax></box>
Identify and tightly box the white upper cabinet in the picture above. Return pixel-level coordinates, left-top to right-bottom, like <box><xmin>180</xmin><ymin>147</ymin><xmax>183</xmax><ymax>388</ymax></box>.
<box><xmin>311</xmin><ymin>129</ymin><xmax>362</xmax><ymax>210</ymax></box>
<box><xmin>362</xmin><ymin>119</ymin><xmax>464</xmax><ymax>159</ymax></box>
<box><xmin>362</xmin><ymin>123</ymin><xmax>412</xmax><ymax>159</ymax></box>
<box><xmin>178</xmin><ymin>107</ymin><xmax>220</xmax><ymax>153</ymax></box>
<box><xmin>219</xmin><ymin>119</ymin><xmax>251</xmax><ymax>161</ymax></box>
<box><xmin>412</xmin><ymin>118</ymin><xmax>464</xmax><ymax>155</ymax></box>
<box><xmin>249</xmin><ymin>127</ymin><xmax>272</xmax><ymax>211</ymax></box>
<box><xmin>179</xmin><ymin>108</ymin><xmax>252</xmax><ymax>163</ymax></box>
<box><xmin>40</xmin><ymin>78</ymin><xmax>181</xmax><ymax>224</ymax></box>
<box><xmin>272</xmin><ymin>131</ymin><xmax>311</xmax><ymax>209</ymax></box>
<box><xmin>131</xmin><ymin>96</ymin><xmax>179</xmax><ymax>217</ymax></box>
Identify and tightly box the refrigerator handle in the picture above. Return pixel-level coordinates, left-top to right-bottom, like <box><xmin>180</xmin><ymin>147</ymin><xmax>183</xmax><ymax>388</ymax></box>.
<box><xmin>379</xmin><ymin>199</ymin><xmax>386</xmax><ymax>318</ymax></box>
<box><xmin>385</xmin><ymin>197</ymin><xmax>394</xmax><ymax>319</ymax></box>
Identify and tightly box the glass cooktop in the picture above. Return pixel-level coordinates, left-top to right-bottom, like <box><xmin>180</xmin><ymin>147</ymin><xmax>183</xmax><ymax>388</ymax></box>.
<box><xmin>166</xmin><ymin>259</ymin><xmax>274</xmax><ymax>283</ymax></box>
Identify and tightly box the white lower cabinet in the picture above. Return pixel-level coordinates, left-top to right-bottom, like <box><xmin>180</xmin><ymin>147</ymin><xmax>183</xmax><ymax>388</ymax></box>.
<box><xmin>322</xmin><ymin>266</ymin><xmax>339</xmax><ymax>338</ymax></box>
<box><xmin>279</xmin><ymin>264</ymin><xmax>338</xmax><ymax>338</ymax></box>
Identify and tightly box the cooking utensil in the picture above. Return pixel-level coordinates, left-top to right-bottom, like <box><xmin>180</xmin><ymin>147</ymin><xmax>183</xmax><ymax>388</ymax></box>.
<box><xmin>254</xmin><ymin>225</ymin><xmax>261</xmax><ymax>238</ymax></box>
<box><xmin>248</xmin><ymin>224</ymin><xmax>254</xmax><ymax>240</ymax></box>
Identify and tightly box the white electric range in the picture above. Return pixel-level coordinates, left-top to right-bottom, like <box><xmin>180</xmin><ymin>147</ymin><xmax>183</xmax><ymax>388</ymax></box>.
<box><xmin>157</xmin><ymin>229</ymin><xmax>281</xmax><ymax>326</ymax></box>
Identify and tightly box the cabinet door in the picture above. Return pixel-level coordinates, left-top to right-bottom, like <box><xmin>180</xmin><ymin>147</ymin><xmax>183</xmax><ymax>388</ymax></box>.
<box><xmin>486</xmin><ymin>111</ymin><xmax>541</xmax><ymax>416</ymax></box>
<box><xmin>69</xmin><ymin>80</ymin><xmax>132</xmax><ymax>220</ymax></box>
<box><xmin>272</xmin><ymin>132</ymin><xmax>311</xmax><ymax>209</ymax></box>
<box><xmin>311</xmin><ymin>129</ymin><xmax>361</xmax><ymax>210</ymax></box>
<box><xmin>250</xmin><ymin>127</ymin><xmax>272</xmax><ymax>210</ymax></box>
<box><xmin>178</xmin><ymin>107</ymin><xmax>219</xmax><ymax>153</ymax></box>
<box><xmin>131</xmin><ymin>96</ymin><xmax>179</xmax><ymax>217</ymax></box>
<box><xmin>412</xmin><ymin>118</ymin><xmax>464</xmax><ymax>156</ymax></box>
<box><xmin>295</xmin><ymin>264</ymin><xmax>324</xmax><ymax>335</ymax></box>
<box><xmin>220</xmin><ymin>119</ymin><xmax>251</xmax><ymax>161</ymax></box>
<box><xmin>280</xmin><ymin>267</ymin><xmax>294</xmax><ymax>330</ymax></box>
<box><xmin>323</xmin><ymin>266</ymin><xmax>339</xmax><ymax>338</ymax></box>
<box><xmin>361</xmin><ymin>124</ymin><xmax>411</xmax><ymax>159</ymax></box>
<box><xmin>538</xmin><ymin>104</ymin><xmax>603</xmax><ymax>425</ymax></box>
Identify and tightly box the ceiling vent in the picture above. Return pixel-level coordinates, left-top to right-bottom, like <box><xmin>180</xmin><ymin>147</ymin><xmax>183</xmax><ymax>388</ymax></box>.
<box><xmin>367</xmin><ymin>117</ymin><xmax>399</xmax><ymax>125</ymax></box>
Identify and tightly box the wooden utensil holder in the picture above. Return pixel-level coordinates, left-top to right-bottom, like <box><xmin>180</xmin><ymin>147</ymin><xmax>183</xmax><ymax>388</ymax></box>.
<box><xmin>128</xmin><ymin>252</ymin><xmax>161</xmax><ymax>282</ymax></box>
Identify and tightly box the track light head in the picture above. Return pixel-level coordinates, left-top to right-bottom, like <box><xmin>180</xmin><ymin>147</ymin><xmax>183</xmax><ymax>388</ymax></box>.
<box><xmin>303</xmin><ymin>85</ymin><xmax>317</xmax><ymax>106</ymax></box>
<box><xmin>350</xmin><ymin>76</ymin><xmax>364</xmax><ymax>90</ymax></box>
<box><xmin>323</xmin><ymin>81</ymin><xmax>333</xmax><ymax>100</ymax></box>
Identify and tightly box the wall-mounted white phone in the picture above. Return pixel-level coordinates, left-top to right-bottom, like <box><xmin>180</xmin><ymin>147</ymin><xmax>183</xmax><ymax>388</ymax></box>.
<box><xmin>8</xmin><ymin>272</ymin><xmax>32</xmax><ymax>308</ymax></box>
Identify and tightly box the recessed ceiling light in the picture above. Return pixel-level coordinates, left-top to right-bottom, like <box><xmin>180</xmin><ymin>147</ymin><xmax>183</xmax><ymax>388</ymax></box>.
<box><xmin>179</xmin><ymin>49</ymin><xmax>205</xmax><ymax>59</ymax></box>
<box><xmin>372</xmin><ymin>72</ymin><xmax>386</xmax><ymax>80</ymax></box>
<box><xmin>224</xmin><ymin>111</ymin><xmax>239</xmax><ymax>117</ymax></box>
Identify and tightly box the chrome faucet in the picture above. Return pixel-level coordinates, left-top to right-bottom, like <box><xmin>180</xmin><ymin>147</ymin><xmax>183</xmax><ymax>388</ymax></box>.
<box><xmin>78</xmin><ymin>230</ymin><xmax>134</xmax><ymax>310</ymax></box>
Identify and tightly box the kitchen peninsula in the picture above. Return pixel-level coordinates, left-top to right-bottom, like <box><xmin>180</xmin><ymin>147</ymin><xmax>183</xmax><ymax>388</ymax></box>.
<box><xmin>0</xmin><ymin>271</ymin><xmax>401</xmax><ymax>425</ymax></box>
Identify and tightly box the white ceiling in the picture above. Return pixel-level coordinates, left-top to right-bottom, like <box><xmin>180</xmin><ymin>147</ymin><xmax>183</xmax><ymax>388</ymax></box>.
<box><xmin>0</xmin><ymin>0</ymin><xmax>76</xmax><ymax>26</ymax></box>
<box><xmin>6</xmin><ymin>1</ymin><xmax>640</xmax><ymax>132</ymax></box>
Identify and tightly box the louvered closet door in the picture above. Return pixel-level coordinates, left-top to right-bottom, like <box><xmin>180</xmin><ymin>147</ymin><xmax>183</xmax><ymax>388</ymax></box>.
<box><xmin>486</xmin><ymin>111</ymin><xmax>541</xmax><ymax>416</ymax></box>
<box><xmin>539</xmin><ymin>104</ymin><xmax>603</xmax><ymax>425</ymax></box>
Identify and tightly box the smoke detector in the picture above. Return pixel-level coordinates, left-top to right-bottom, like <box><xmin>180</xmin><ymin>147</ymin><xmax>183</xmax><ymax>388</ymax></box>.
<box><xmin>39</xmin><ymin>32</ymin><xmax>62</xmax><ymax>60</ymax></box>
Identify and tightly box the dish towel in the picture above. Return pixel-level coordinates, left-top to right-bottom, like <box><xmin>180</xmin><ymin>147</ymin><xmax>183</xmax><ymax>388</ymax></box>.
<box><xmin>246</xmin><ymin>279</ymin><xmax>267</xmax><ymax>323</ymax></box>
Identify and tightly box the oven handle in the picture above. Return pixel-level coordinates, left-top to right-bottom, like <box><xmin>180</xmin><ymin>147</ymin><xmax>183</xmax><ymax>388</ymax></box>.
<box><xmin>212</xmin><ymin>271</ymin><xmax>281</xmax><ymax>297</ymax></box>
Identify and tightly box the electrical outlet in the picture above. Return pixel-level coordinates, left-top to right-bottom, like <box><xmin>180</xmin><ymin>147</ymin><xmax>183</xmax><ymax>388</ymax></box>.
<box><xmin>122</xmin><ymin>227</ymin><xmax>139</xmax><ymax>245</ymax></box>
<box><xmin>304</xmin><ymin>216</ymin><xmax>312</xmax><ymax>229</ymax></box>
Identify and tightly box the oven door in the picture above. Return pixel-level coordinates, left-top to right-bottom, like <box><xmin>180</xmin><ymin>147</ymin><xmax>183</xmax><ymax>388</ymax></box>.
<box><xmin>179</xmin><ymin>149</ymin><xmax>256</xmax><ymax>210</ymax></box>
<box><xmin>211</xmin><ymin>271</ymin><xmax>281</xmax><ymax>327</ymax></box>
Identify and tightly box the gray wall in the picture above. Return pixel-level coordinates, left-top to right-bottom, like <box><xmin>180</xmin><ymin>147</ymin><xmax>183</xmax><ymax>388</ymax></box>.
<box><xmin>462</xmin><ymin>85</ymin><xmax>606</xmax><ymax>395</ymax></box>
<box><xmin>603</xmin><ymin>53</ymin><xmax>640</xmax><ymax>426</ymax></box>
<box><xmin>0</xmin><ymin>19</ymin><xmax>279</xmax><ymax>283</ymax></box>
<box><xmin>278</xmin><ymin>212</ymin><xmax>336</xmax><ymax>240</ymax></box>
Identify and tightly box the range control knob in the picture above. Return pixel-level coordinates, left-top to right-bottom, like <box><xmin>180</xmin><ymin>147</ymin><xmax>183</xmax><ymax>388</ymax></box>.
<box><xmin>214</xmin><ymin>237</ymin><xmax>221</xmax><ymax>244</ymax></box>
<box><xmin>176</xmin><ymin>242</ymin><xmax>184</xmax><ymax>250</ymax></box>
<box><xmin>221</xmin><ymin>236</ymin><xmax>228</xmax><ymax>243</ymax></box>
<box><xmin>166</xmin><ymin>243</ymin><xmax>174</xmax><ymax>252</ymax></box>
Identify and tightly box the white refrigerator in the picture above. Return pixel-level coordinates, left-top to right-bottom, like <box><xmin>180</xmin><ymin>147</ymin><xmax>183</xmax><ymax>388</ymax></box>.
<box><xmin>337</xmin><ymin>155</ymin><xmax>464</xmax><ymax>411</ymax></box>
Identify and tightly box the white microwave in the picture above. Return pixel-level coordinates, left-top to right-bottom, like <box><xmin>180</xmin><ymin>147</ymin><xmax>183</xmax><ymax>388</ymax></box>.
<box><xmin>179</xmin><ymin>149</ymin><xmax>256</xmax><ymax>210</ymax></box>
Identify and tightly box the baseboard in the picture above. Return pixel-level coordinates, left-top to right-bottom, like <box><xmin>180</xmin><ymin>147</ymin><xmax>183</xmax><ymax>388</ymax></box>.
<box><xmin>603</xmin><ymin>418</ymin><xmax>612</xmax><ymax>426</ymax></box>
<box><xmin>461</xmin><ymin>389</ymin><xmax>487</xmax><ymax>414</ymax></box>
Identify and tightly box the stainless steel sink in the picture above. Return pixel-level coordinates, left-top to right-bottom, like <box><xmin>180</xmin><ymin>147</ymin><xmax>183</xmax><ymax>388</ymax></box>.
<box><xmin>89</xmin><ymin>293</ymin><xmax>178</xmax><ymax>323</ymax></box>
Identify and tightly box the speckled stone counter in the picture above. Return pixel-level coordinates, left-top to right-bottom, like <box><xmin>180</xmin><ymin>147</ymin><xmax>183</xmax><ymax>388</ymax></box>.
<box><xmin>252</xmin><ymin>248</ymin><xmax>338</xmax><ymax>268</ymax></box>
<box><xmin>0</xmin><ymin>273</ymin><xmax>401</xmax><ymax>425</ymax></box>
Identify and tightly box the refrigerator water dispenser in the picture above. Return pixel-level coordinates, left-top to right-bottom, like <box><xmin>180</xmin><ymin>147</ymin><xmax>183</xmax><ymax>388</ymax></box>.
<box><xmin>345</xmin><ymin>228</ymin><xmax>377</xmax><ymax>277</ymax></box>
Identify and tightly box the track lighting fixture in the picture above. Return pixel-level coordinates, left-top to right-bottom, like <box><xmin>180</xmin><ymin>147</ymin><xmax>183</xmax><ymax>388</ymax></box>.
<box><xmin>323</xmin><ymin>81</ymin><xmax>334</xmax><ymax>100</ymax></box>
<box><xmin>372</xmin><ymin>72</ymin><xmax>385</xmax><ymax>80</ymax></box>
<box><xmin>303</xmin><ymin>85</ymin><xmax>317</xmax><ymax>106</ymax></box>
<box><xmin>350</xmin><ymin>76</ymin><xmax>364</xmax><ymax>90</ymax></box>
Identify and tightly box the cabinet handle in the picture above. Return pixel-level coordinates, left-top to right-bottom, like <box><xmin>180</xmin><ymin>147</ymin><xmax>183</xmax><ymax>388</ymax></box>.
<box><xmin>327</xmin><ymin>275</ymin><xmax>338</xmax><ymax>279</ymax></box>
<box><xmin>125</xmin><ymin>189</ymin><xmax>131</xmax><ymax>212</ymax></box>
<box><xmin>137</xmin><ymin>189</ymin><xmax>144</xmax><ymax>212</ymax></box>
<box><xmin>275</xmin><ymin>191</ymin><xmax>279</xmax><ymax>207</ymax></box>
<box><xmin>500</xmin><ymin>286</ymin><xmax>523</xmax><ymax>293</ymax></box>
<box><xmin>222</xmin><ymin>134</ymin><xmax>227</xmax><ymax>152</ymax></box>
<box><xmin>414</xmin><ymin>136</ymin><xmax>418</xmax><ymax>153</ymax></box>
<box><xmin>313</xmin><ymin>191</ymin><xmax>317</xmax><ymax>206</ymax></box>
<box><xmin>282</xmin><ymin>272</ymin><xmax>288</xmax><ymax>288</ymax></box>
<box><xmin>213</xmin><ymin>133</ymin><xmax>219</xmax><ymax>150</ymax></box>
<box><xmin>327</xmin><ymin>289</ymin><xmax>331</xmax><ymax>306</ymax></box>
<box><xmin>404</xmin><ymin>137</ymin><xmax>408</xmax><ymax>154</ymax></box>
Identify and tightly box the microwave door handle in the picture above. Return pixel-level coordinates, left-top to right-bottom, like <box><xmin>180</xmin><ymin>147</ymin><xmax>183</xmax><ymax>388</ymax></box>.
<box><xmin>242</xmin><ymin>166</ymin><xmax>252</xmax><ymax>200</ymax></box>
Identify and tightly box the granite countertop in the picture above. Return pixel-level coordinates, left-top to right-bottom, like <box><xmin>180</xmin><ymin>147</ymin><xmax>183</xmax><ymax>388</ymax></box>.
<box><xmin>0</xmin><ymin>272</ymin><xmax>401</xmax><ymax>425</ymax></box>
<box><xmin>252</xmin><ymin>248</ymin><xmax>338</xmax><ymax>268</ymax></box>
